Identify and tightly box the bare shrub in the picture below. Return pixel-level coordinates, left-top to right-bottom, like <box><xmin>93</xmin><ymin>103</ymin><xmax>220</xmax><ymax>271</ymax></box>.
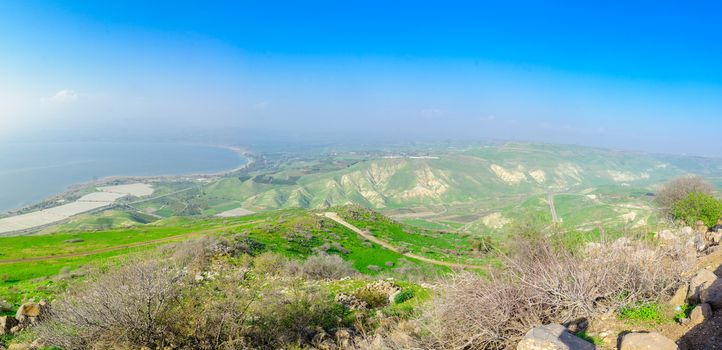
<box><xmin>417</xmin><ymin>237</ymin><xmax>690</xmax><ymax>350</ymax></box>
<box><xmin>36</xmin><ymin>242</ymin><xmax>353</xmax><ymax>350</ymax></box>
<box><xmin>252</xmin><ymin>251</ymin><xmax>289</xmax><ymax>275</ymax></box>
<box><xmin>656</xmin><ymin>175</ymin><xmax>714</xmax><ymax>215</ymax></box>
<box><xmin>36</xmin><ymin>258</ymin><xmax>186</xmax><ymax>349</ymax></box>
<box><xmin>286</xmin><ymin>253</ymin><xmax>357</xmax><ymax>280</ymax></box>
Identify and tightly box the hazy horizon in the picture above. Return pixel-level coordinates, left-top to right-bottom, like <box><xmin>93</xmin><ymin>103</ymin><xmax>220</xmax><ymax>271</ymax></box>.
<box><xmin>2</xmin><ymin>1</ymin><xmax>722</xmax><ymax>156</ymax></box>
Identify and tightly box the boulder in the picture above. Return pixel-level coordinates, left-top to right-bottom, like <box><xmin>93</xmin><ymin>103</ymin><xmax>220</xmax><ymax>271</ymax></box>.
<box><xmin>619</xmin><ymin>332</ymin><xmax>678</xmax><ymax>350</ymax></box>
<box><xmin>700</xmin><ymin>278</ymin><xmax>722</xmax><ymax>309</ymax></box>
<box><xmin>0</xmin><ymin>316</ymin><xmax>18</xmax><ymax>335</ymax></box>
<box><xmin>690</xmin><ymin>303</ymin><xmax>713</xmax><ymax>325</ymax></box>
<box><xmin>668</xmin><ymin>284</ymin><xmax>689</xmax><ymax>307</ymax></box>
<box><xmin>687</xmin><ymin>269</ymin><xmax>718</xmax><ymax>303</ymax></box>
<box><xmin>681</xmin><ymin>226</ymin><xmax>694</xmax><ymax>236</ymax></box>
<box><xmin>14</xmin><ymin>300</ymin><xmax>49</xmax><ymax>330</ymax></box>
<box><xmin>516</xmin><ymin>324</ymin><xmax>595</xmax><ymax>350</ymax></box>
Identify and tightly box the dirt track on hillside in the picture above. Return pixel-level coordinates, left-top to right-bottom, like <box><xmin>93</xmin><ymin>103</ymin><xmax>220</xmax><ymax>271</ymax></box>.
<box><xmin>321</xmin><ymin>212</ymin><xmax>483</xmax><ymax>270</ymax></box>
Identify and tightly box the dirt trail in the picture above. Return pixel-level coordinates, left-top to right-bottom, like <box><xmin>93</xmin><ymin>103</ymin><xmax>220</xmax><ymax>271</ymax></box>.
<box><xmin>0</xmin><ymin>221</ymin><xmax>261</xmax><ymax>265</ymax></box>
<box><xmin>548</xmin><ymin>192</ymin><xmax>560</xmax><ymax>223</ymax></box>
<box><xmin>321</xmin><ymin>212</ymin><xmax>483</xmax><ymax>270</ymax></box>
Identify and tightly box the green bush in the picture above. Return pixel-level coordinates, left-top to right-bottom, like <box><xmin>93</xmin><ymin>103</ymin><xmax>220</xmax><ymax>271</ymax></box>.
<box><xmin>672</xmin><ymin>192</ymin><xmax>722</xmax><ymax>227</ymax></box>
<box><xmin>394</xmin><ymin>289</ymin><xmax>415</xmax><ymax>304</ymax></box>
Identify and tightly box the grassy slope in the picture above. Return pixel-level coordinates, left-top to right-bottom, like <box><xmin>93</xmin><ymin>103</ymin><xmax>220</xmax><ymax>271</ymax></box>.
<box><xmin>0</xmin><ymin>207</ymin><xmax>479</xmax><ymax>309</ymax></box>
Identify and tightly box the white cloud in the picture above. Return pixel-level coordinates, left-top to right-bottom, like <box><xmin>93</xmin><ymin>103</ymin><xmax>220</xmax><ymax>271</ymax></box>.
<box><xmin>49</xmin><ymin>89</ymin><xmax>80</xmax><ymax>103</ymax></box>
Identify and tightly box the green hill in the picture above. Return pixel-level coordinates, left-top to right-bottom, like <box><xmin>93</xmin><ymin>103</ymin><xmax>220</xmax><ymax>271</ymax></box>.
<box><xmin>195</xmin><ymin>143</ymin><xmax>721</xmax><ymax>233</ymax></box>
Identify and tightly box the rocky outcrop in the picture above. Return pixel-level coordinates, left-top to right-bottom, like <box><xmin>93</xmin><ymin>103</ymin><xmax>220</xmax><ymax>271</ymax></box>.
<box><xmin>619</xmin><ymin>332</ymin><xmax>678</xmax><ymax>350</ymax></box>
<box><xmin>687</xmin><ymin>269</ymin><xmax>717</xmax><ymax>303</ymax></box>
<box><xmin>516</xmin><ymin>324</ymin><xmax>595</xmax><ymax>350</ymax></box>
<box><xmin>700</xmin><ymin>278</ymin><xmax>722</xmax><ymax>309</ymax></box>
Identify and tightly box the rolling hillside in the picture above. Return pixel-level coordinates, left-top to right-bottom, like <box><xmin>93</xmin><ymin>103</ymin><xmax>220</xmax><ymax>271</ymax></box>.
<box><xmin>196</xmin><ymin>143</ymin><xmax>722</xmax><ymax>233</ymax></box>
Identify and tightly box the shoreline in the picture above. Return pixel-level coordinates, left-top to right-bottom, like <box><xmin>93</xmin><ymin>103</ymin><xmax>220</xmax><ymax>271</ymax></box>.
<box><xmin>0</xmin><ymin>143</ymin><xmax>254</xmax><ymax>217</ymax></box>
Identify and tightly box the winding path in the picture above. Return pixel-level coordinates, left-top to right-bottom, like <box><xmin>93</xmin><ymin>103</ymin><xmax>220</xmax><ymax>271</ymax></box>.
<box><xmin>321</xmin><ymin>212</ymin><xmax>483</xmax><ymax>270</ymax></box>
<box><xmin>548</xmin><ymin>192</ymin><xmax>560</xmax><ymax>223</ymax></box>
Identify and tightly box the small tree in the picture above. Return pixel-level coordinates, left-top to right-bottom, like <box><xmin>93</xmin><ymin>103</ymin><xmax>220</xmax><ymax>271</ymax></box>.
<box><xmin>672</xmin><ymin>192</ymin><xmax>722</xmax><ymax>227</ymax></box>
<box><xmin>656</xmin><ymin>176</ymin><xmax>714</xmax><ymax>216</ymax></box>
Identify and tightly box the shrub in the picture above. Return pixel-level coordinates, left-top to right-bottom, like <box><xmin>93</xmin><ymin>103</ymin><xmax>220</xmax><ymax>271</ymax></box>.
<box><xmin>245</xmin><ymin>281</ymin><xmax>349</xmax><ymax>348</ymax></box>
<box><xmin>416</xmin><ymin>235</ymin><xmax>690</xmax><ymax>350</ymax></box>
<box><xmin>35</xmin><ymin>258</ymin><xmax>186</xmax><ymax>349</ymax></box>
<box><xmin>286</xmin><ymin>253</ymin><xmax>356</xmax><ymax>280</ymax></box>
<box><xmin>672</xmin><ymin>192</ymin><xmax>722</xmax><ymax>227</ymax></box>
<box><xmin>656</xmin><ymin>176</ymin><xmax>714</xmax><ymax>215</ymax></box>
<box><xmin>252</xmin><ymin>252</ymin><xmax>289</xmax><ymax>275</ymax></box>
<box><xmin>394</xmin><ymin>289</ymin><xmax>415</xmax><ymax>304</ymax></box>
<box><xmin>36</xmin><ymin>241</ymin><xmax>352</xmax><ymax>350</ymax></box>
<box><xmin>354</xmin><ymin>288</ymin><xmax>389</xmax><ymax>308</ymax></box>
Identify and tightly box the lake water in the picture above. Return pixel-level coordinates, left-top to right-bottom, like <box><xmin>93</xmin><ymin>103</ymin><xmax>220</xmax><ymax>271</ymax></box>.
<box><xmin>0</xmin><ymin>142</ymin><xmax>246</xmax><ymax>213</ymax></box>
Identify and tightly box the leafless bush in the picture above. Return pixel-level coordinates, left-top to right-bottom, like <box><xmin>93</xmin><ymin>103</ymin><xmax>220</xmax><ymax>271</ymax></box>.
<box><xmin>417</xmin><ymin>237</ymin><xmax>690</xmax><ymax>350</ymax></box>
<box><xmin>36</xmin><ymin>243</ymin><xmax>353</xmax><ymax>350</ymax></box>
<box><xmin>36</xmin><ymin>258</ymin><xmax>187</xmax><ymax>349</ymax></box>
<box><xmin>656</xmin><ymin>175</ymin><xmax>714</xmax><ymax>215</ymax></box>
<box><xmin>286</xmin><ymin>253</ymin><xmax>357</xmax><ymax>280</ymax></box>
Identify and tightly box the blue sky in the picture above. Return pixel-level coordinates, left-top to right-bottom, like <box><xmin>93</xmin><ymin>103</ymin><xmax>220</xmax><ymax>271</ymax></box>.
<box><xmin>1</xmin><ymin>1</ymin><xmax>721</xmax><ymax>155</ymax></box>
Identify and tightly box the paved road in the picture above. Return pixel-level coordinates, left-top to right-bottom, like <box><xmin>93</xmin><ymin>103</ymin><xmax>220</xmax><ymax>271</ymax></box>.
<box><xmin>321</xmin><ymin>212</ymin><xmax>483</xmax><ymax>270</ymax></box>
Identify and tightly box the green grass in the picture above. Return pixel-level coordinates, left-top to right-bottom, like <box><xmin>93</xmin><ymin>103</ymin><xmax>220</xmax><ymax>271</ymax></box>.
<box><xmin>0</xmin><ymin>207</ymin><xmax>466</xmax><ymax>310</ymax></box>
<box><xmin>618</xmin><ymin>302</ymin><xmax>673</xmax><ymax>324</ymax></box>
<box><xmin>575</xmin><ymin>330</ymin><xmax>604</xmax><ymax>345</ymax></box>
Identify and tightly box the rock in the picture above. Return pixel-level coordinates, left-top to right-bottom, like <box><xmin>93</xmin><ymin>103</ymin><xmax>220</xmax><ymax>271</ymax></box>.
<box><xmin>657</xmin><ymin>230</ymin><xmax>678</xmax><ymax>243</ymax></box>
<box><xmin>711</xmin><ymin>232</ymin><xmax>722</xmax><ymax>244</ymax></box>
<box><xmin>687</xmin><ymin>269</ymin><xmax>718</xmax><ymax>303</ymax></box>
<box><xmin>0</xmin><ymin>316</ymin><xmax>18</xmax><ymax>335</ymax></box>
<box><xmin>516</xmin><ymin>324</ymin><xmax>596</xmax><ymax>350</ymax></box>
<box><xmin>564</xmin><ymin>318</ymin><xmax>589</xmax><ymax>334</ymax></box>
<box><xmin>619</xmin><ymin>332</ymin><xmax>678</xmax><ymax>350</ymax></box>
<box><xmin>696</xmin><ymin>221</ymin><xmax>708</xmax><ymax>234</ymax></box>
<box><xmin>700</xmin><ymin>278</ymin><xmax>722</xmax><ymax>309</ymax></box>
<box><xmin>7</xmin><ymin>344</ymin><xmax>31</xmax><ymax>350</ymax></box>
<box><xmin>669</xmin><ymin>284</ymin><xmax>689</xmax><ymax>307</ymax></box>
<box><xmin>693</xmin><ymin>234</ymin><xmax>707</xmax><ymax>252</ymax></box>
<box><xmin>13</xmin><ymin>300</ymin><xmax>49</xmax><ymax>331</ymax></box>
<box><xmin>681</xmin><ymin>226</ymin><xmax>694</xmax><ymax>236</ymax></box>
<box><xmin>335</xmin><ymin>293</ymin><xmax>368</xmax><ymax>310</ymax></box>
<box><xmin>690</xmin><ymin>303</ymin><xmax>713</xmax><ymax>325</ymax></box>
